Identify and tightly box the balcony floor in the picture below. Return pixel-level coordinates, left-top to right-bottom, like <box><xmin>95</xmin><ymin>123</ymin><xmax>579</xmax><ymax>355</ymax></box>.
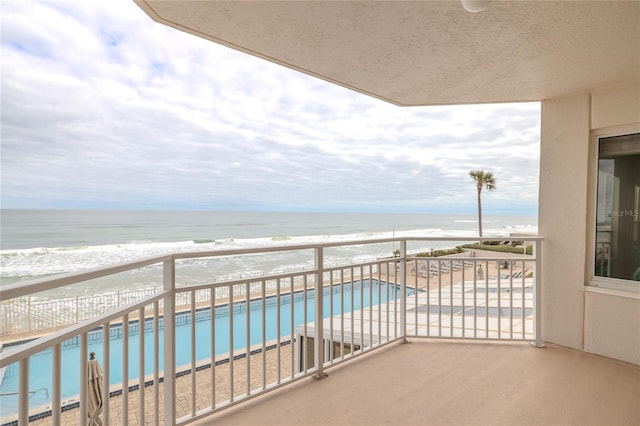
<box><xmin>196</xmin><ymin>340</ymin><xmax>640</xmax><ymax>426</ymax></box>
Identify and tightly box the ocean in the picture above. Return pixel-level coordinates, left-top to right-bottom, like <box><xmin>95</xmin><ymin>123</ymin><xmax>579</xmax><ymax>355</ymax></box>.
<box><xmin>0</xmin><ymin>209</ymin><xmax>537</xmax><ymax>295</ymax></box>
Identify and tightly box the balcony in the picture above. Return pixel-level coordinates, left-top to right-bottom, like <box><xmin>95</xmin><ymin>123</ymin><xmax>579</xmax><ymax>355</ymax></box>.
<box><xmin>195</xmin><ymin>339</ymin><xmax>640</xmax><ymax>426</ymax></box>
<box><xmin>3</xmin><ymin>235</ymin><xmax>635</xmax><ymax>426</ymax></box>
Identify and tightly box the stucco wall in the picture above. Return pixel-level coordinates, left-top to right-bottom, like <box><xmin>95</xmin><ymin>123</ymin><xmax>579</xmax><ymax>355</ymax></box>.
<box><xmin>539</xmin><ymin>93</ymin><xmax>590</xmax><ymax>350</ymax></box>
<box><xmin>591</xmin><ymin>81</ymin><xmax>640</xmax><ymax>129</ymax></box>
<box><xmin>540</xmin><ymin>80</ymin><xmax>640</xmax><ymax>363</ymax></box>
<box><xmin>584</xmin><ymin>289</ymin><xmax>640</xmax><ymax>365</ymax></box>
<box><xmin>585</xmin><ymin>80</ymin><xmax>640</xmax><ymax>365</ymax></box>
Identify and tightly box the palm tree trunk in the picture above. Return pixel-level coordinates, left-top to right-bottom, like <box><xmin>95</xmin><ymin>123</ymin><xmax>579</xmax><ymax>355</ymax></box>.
<box><xmin>477</xmin><ymin>188</ymin><xmax>483</xmax><ymax>237</ymax></box>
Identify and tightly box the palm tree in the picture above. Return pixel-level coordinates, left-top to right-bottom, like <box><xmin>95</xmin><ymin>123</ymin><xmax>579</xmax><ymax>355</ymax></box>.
<box><xmin>469</xmin><ymin>170</ymin><xmax>496</xmax><ymax>237</ymax></box>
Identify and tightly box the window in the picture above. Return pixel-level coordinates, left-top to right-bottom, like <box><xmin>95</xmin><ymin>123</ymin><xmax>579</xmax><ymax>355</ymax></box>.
<box><xmin>594</xmin><ymin>133</ymin><xmax>640</xmax><ymax>282</ymax></box>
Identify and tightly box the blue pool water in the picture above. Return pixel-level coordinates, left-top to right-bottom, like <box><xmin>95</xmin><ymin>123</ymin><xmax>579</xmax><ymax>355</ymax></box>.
<box><xmin>0</xmin><ymin>280</ymin><xmax>401</xmax><ymax>417</ymax></box>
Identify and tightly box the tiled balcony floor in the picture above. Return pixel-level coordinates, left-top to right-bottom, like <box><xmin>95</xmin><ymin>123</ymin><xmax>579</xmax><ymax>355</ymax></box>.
<box><xmin>196</xmin><ymin>340</ymin><xmax>639</xmax><ymax>426</ymax></box>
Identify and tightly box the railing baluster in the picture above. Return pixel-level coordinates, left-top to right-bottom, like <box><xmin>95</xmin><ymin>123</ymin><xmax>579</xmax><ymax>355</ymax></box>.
<box><xmin>290</xmin><ymin>277</ymin><xmax>295</xmax><ymax>377</ymax></box>
<box><xmin>509</xmin><ymin>264</ymin><xmax>514</xmax><ymax>340</ymax></box>
<box><xmin>18</xmin><ymin>358</ymin><xmax>28</xmax><ymax>426</ymax></box>
<box><xmin>163</xmin><ymin>259</ymin><xmax>176</xmax><ymax>425</ymax></box>
<box><xmin>521</xmin><ymin>260</ymin><xmax>526</xmax><ymax>340</ymax></box>
<box><xmin>472</xmin><ymin>259</ymin><xmax>477</xmax><ymax>339</ymax></box>
<box><xmin>328</xmin><ymin>271</ymin><xmax>334</xmax><ymax>363</ymax></box>
<box><xmin>245</xmin><ymin>282</ymin><xmax>251</xmax><ymax>396</ymax></box>
<box><xmin>210</xmin><ymin>287</ymin><xmax>216</xmax><ymax>408</ymax></box>
<box><xmin>426</xmin><ymin>260</ymin><xmax>431</xmax><ymax>337</ymax></box>
<box><xmin>360</xmin><ymin>266</ymin><xmax>364</xmax><ymax>351</ymax></box>
<box><xmin>261</xmin><ymin>280</ymin><xmax>267</xmax><ymax>388</ymax></box>
<box><xmin>393</xmin><ymin>261</ymin><xmax>398</xmax><ymax>339</ymax></box>
<box><xmin>438</xmin><ymin>261</ymin><xmax>442</xmax><ymax>337</ymax></box>
<box><xmin>462</xmin><ymin>261</ymin><xmax>466</xmax><ymax>338</ymax></box>
<box><xmin>122</xmin><ymin>314</ymin><xmax>129</xmax><ymax>426</ymax></box>
<box><xmin>449</xmin><ymin>261</ymin><xmax>453</xmax><ymax>337</ymax></box>
<box><xmin>399</xmin><ymin>240</ymin><xmax>406</xmax><ymax>342</ymax></box>
<box><xmin>190</xmin><ymin>290</ymin><xmax>196</xmax><ymax>415</ymax></box>
<box><xmin>52</xmin><ymin>343</ymin><xmax>61</xmax><ymax>425</ymax></box>
<box><xmin>386</xmin><ymin>268</ymin><xmax>390</xmax><ymax>342</ymax></box>
<box><xmin>349</xmin><ymin>268</ymin><xmax>353</xmax><ymax>355</ymax></box>
<box><xmin>152</xmin><ymin>300</ymin><xmax>158</xmax><ymax>426</ymax></box>
<box><xmin>229</xmin><ymin>284</ymin><xmax>234</xmax><ymax>401</ymax></box>
<box><xmin>276</xmin><ymin>278</ymin><xmax>281</xmax><ymax>383</ymax></box>
<box><xmin>313</xmin><ymin>247</ymin><xmax>327</xmax><ymax>379</ymax></box>
<box><xmin>139</xmin><ymin>306</ymin><xmax>146</xmax><ymax>423</ymax></box>
<box><xmin>369</xmin><ymin>264</ymin><xmax>374</xmax><ymax>347</ymax></box>
<box><xmin>497</xmin><ymin>261</ymin><xmax>501</xmax><ymax>339</ymax></box>
<box><xmin>485</xmin><ymin>260</ymin><xmax>489</xmax><ymax>339</ymax></box>
<box><xmin>377</xmin><ymin>268</ymin><xmax>381</xmax><ymax>344</ymax></box>
<box><xmin>340</xmin><ymin>269</ymin><xmax>345</xmax><ymax>360</ymax></box>
<box><xmin>533</xmin><ymin>240</ymin><xmax>544</xmax><ymax>347</ymax></box>
<box><xmin>303</xmin><ymin>275</ymin><xmax>308</xmax><ymax>373</ymax></box>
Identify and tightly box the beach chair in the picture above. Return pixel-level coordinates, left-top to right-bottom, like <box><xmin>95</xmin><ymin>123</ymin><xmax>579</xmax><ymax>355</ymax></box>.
<box><xmin>429</xmin><ymin>260</ymin><xmax>450</xmax><ymax>274</ymax></box>
<box><xmin>451</xmin><ymin>260</ymin><xmax>463</xmax><ymax>271</ymax></box>
<box><xmin>415</xmin><ymin>260</ymin><xmax>432</xmax><ymax>276</ymax></box>
<box><xmin>410</xmin><ymin>260</ymin><xmax>430</xmax><ymax>277</ymax></box>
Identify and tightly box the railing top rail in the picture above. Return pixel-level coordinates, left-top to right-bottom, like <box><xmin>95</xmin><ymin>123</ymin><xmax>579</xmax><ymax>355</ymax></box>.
<box><xmin>172</xmin><ymin>236</ymin><xmax>543</xmax><ymax>258</ymax></box>
<box><xmin>407</xmin><ymin>236</ymin><xmax>543</xmax><ymax>242</ymax></box>
<box><xmin>0</xmin><ymin>254</ymin><xmax>173</xmax><ymax>302</ymax></box>
<box><xmin>1</xmin><ymin>235</ymin><xmax>543</xmax><ymax>301</ymax></box>
<box><xmin>178</xmin><ymin>269</ymin><xmax>319</xmax><ymax>292</ymax></box>
<box><xmin>406</xmin><ymin>256</ymin><xmax>534</xmax><ymax>261</ymax></box>
<box><xmin>0</xmin><ymin>291</ymin><xmax>168</xmax><ymax>368</ymax></box>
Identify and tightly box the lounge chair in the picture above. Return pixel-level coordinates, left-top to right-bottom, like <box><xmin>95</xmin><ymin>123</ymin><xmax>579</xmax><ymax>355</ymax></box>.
<box><xmin>410</xmin><ymin>261</ymin><xmax>430</xmax><ymax>278</ymax></box>
<box><xmin>429</xmin><ymin>260</ymin><xmax>450</xmax><ymax>274</ymax></box>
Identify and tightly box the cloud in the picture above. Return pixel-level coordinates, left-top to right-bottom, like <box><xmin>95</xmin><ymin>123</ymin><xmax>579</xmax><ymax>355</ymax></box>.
<box><xmin>1</xmin><ymin>1</ymin><xmax>540</xmax><ymax>214</ymax></box>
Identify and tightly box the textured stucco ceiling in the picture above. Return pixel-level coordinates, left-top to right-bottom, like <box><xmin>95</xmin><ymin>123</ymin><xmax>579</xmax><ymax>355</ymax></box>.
<box><xmin>134</xmin><ymin>0</ymin><xmax>639</xmax><ymax>106</ymax></box>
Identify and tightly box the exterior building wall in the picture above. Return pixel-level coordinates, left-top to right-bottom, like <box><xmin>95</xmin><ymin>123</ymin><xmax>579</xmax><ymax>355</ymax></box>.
<box><xmin>585</xmin><ymin>80</ymin><xmax>640</xmax><ymax>365</ymax></box>
<box><xmin>584</xmin><ymin>289</ymin><xmax>640</xmax><ymax>364</ymax></box>
<box><xmin>539</xmin><ymin>93</ymin><xmax>591</xmax><ymax>350</ymax></box>
<box><xmin>540</xmin><ymin>80</ymin><xmax>640</xmax><ymax>364</ymax></box>
<box><xmin>591</xmin><ymin>81</ymin><xmax>640</xmax><ymax>129</ymax></box>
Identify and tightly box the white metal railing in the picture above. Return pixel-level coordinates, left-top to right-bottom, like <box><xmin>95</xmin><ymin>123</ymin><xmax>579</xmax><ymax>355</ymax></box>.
<box><xmin>0</xmin><ymin>236</ymin><xmax>542</xmax><ymax>426</ymax></box>
<box><xmin>0</xmin><ymin>287</ymin><xmax>161</xmax><ymax>338</ymax></box>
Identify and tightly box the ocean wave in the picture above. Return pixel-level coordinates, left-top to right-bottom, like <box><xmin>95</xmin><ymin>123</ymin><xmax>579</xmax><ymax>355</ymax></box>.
<box><xmin>193</xmin><ymin>239</ymin><xmax>216</xmax><ymax>244</ymax></box>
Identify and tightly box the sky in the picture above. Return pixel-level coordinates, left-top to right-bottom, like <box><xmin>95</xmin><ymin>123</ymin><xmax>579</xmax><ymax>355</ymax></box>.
<box><xmin>0</xmin><ymin>1</ymin><xmax>540</xmax><ymax>215</ymax></box>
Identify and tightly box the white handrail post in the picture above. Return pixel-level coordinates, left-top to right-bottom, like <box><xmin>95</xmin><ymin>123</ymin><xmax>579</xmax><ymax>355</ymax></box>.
<box><xmin>399</xmin><ymin>239</ymin><xmax>408</xmax><ymax>343</ymax></box>
<box><xmin>163</xmin><ymin>259</ymin><xmax>176</xmax><ymax>425</ymax></box>
<box><xmin>313</xmin><ymin>247</ymin><xmax>327</xmax><ymax>380</ymax></box>
<box><xmin>18</xmin><ymin>358</ymin><xmax>28</xmax><ymax>426</ymax></box>
<box><xmin>532</xmin><ymin>239</ymin><xmax>545</xmax><ymax>348</ymax></box>
<box><xmin>52</xmin><ymin>344</ymin><xmax>61</xmax><ymax>425</ymax></box>
<box><xmin>80</xmin><ymin>333</ymin><xmax>87</xmax><ymax>426</ymax></box>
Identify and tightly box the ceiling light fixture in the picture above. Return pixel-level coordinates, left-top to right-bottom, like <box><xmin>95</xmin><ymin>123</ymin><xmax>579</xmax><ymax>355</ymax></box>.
<box><xmin>460</xmin><ymin>0</ymin><xmax>491</xmax><ymax>13</ymax></box>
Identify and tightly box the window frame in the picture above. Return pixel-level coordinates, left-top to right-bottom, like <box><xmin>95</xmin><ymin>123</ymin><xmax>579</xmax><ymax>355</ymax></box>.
<box><xmin>588</xmin><ymin>124</ymin><xmax>640</xmax><ymax>294</ymax></box>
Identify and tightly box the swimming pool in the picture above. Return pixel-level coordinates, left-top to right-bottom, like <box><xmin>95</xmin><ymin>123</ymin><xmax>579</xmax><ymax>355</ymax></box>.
<box><xmin>0</xmin><ymin>280</ymin><xmax>401</xmax><ymax>417</ymax></box>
